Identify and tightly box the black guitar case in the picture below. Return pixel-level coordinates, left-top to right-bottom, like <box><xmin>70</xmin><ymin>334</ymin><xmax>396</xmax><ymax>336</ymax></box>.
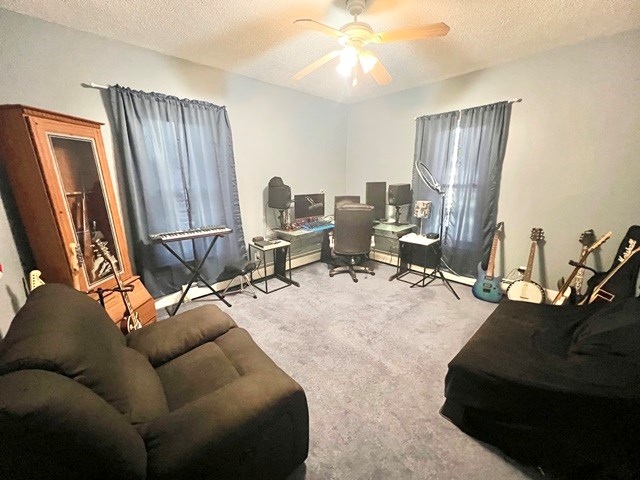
<box><xmin>583</xmin><ymin>225</ymin><xmax>640</xmax><ymax>304</ymax></box>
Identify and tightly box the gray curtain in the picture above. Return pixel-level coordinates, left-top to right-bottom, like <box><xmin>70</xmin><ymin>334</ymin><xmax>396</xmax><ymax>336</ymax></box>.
<box><xmin>412</xmin><ymin>101</ymin><xmax>511</xmax><ymax>277</ymax></box>
<box><xmin>411</xmin><ymin>112</ymin><xmax>458</xmax><ymax>235</ymax></box>
<box><xmin>109</xmin><ymin>86</ymin><xmax>246</xmax><ymax>297</ymax></box>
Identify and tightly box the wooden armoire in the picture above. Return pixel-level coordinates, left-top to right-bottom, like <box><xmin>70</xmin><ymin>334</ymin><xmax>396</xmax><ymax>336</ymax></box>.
<box><xmin>0</xmin><ymin>105</ymin><xmax>156</xmax><ymax>329</ymax></box>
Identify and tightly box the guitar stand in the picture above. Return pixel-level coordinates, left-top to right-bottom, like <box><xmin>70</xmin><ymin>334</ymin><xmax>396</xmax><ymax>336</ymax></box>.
<box><xmin>93</xmin><ymin>285</ymin><xmax>134</xmax><ymax>308</ymax></box>
<box><xmin>569</xmin><ymin>260</ymin><xmax>597</xmax><ymax>274</ymax></box>
<box><xmin>160</xmin><ymin>235</ymin><xmax>231</xmax><ymax>316</ymax></box>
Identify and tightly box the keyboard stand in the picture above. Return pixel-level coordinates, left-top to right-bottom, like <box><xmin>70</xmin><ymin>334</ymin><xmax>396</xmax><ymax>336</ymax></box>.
<box><xmin>161</xmin><ymin>236</ymin><xmax>231</xmax><ymax>316</ymax></box>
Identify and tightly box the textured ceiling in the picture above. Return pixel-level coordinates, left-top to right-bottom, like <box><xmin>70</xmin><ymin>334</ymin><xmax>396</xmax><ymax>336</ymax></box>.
<box><xmin>2</xmin><ymin>0</ymin><xmax>640</xmax><ymax>103</ymax></box>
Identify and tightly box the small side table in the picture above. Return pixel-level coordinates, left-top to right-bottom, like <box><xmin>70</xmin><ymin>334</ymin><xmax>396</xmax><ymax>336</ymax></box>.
<box><xmin>389</xmin><ymin>233</ymin><xmax>439</xmax><ymax>286</ymax></box>
<box><xmin>248</xmin><ymin>240</ymin><xmax>300</xmax><ymax>294</ymax></box>
<box><xmin>390</xmin><ymin>233</ymin><xmax>460</xmax><ymax>299</ymax></box>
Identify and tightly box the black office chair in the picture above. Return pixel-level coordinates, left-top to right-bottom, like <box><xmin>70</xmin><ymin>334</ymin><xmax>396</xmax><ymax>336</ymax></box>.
<box><xmin>329</xmin><ymin>203</ymin><xmax>375</xmax><ymax>283</ymax></box>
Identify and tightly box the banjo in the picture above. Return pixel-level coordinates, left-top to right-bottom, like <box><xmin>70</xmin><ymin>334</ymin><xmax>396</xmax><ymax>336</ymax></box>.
<box><xmin>507</xmin><ymin>228</ymin><xmax>546</xmax><ymax>304</ymax></box>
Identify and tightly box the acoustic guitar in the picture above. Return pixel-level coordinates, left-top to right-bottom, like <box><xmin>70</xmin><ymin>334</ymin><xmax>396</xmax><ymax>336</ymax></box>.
<box><xmin>552</xmin><ymin>230</ymin><xmax>611</xmax><ymax>305</ymax></box>
<box><xmin>94</xmin><ymin>239</ymin><xmax>142</xmax><ymax>333</ymax></box>
<box><xmin>506</xmin><ymin>228</ymin><xmax>546</xmax><ymax>304</ymax></box>
<box><xmin>472</xmin><ymin>222</ymin><xmax>504</xmax><ymax>303</ymax></box>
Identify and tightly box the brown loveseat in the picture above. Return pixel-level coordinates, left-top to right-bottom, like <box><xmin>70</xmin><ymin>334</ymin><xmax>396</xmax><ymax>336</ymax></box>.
<box><xmin>0</xmin><ymin>284</ymin><xmax>308</xmax><ymax>479</ymax></box>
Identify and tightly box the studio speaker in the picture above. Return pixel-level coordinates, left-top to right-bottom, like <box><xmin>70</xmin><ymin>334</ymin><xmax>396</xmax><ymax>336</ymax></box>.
<box><xmin>365</xmin><ymin>182</ymin><xmax>386</xmax><ymax>220</ymax></box>
<box><xmin>388</xmin><ymin>183</ymin><xmax>411</xmax><ymax>206</ymax></box>
<box><xmin>268</xmin><ymin>177</ymin><xmax>291</xmax><ymax>210</ymax></box>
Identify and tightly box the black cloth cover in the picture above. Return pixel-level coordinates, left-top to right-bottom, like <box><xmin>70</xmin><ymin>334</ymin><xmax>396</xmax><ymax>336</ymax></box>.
<box><xmin>442</xmin><ymin>299</ymin><xmax>640</xmax><ymax>474</ymax></box>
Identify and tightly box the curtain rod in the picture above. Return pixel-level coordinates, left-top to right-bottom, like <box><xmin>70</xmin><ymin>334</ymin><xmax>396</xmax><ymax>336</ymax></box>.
<box><xmin>82</xmin><ymin>82</ymin><xmax>110</xmax><ymax>90</ymax></box>
<box><xmin>414</xmin><ymin>98</ymin><xmax>522</xmax><ymax>120</ymax></box>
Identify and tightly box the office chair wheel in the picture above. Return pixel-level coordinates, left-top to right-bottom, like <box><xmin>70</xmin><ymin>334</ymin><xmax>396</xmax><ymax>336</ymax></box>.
<box><xmin>370</xmin><ymin>271</ymin><xmax>375</xmax><ymax>276</ymax></box>
<box><xmin>329</xmin><ymin>273</ymin><xmax>335</xmax><ymax>277</ymax></box>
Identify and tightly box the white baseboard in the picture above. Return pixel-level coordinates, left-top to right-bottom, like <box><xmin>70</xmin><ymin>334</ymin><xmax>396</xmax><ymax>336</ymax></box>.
<box><xmin>154</xmin><ymin>251</ymin><xmax>564</xmax><ymax>310</ymax></box>
<box><xmin>154</xmin><ymin>252</ymin><xmax>320</xmax><ymax>310</ymax></box>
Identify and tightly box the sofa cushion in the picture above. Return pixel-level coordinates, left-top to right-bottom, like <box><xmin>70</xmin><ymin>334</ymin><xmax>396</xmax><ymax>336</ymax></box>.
<box><xmin>122</xmin><ymin>347</ymin><xmax>170</xmax><ymax>425</ymax></box>
<box><xmin>0</xmin><ymin>284</ymin><xmax>131</xmax><ymax>414</ymax></box>
<box><xmin>155</xmin><ymin>325</ymin><xmax>282</xmax><ymax>411</ymax></box>
<box><xmin>0</xmin><ymin>284</ymin><xmax>168</xmax><ymax>425</ymax></box>
<box><xmin>126</xmin><ymin>305</ymin><xmax>236</xmax><ymax>367</ymax></box>
<box><xmin>156</xmin><ymin>342</ymin><xmax>241</xmax><ymax>411</ymax></box>
<box><xmin>142</xmin><ymin>327</ymin><xmax>309</xmax><ymax>480</ymax></box>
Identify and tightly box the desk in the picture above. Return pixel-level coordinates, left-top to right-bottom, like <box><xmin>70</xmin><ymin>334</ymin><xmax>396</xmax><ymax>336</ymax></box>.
<box><xmin>371</xmin><ymin>223</ymin><xmax>416</xmax><ymax>264</ymax></box>
<box><xmin>249</xmin><ymin>240</ymin><xmax>299</xmax><ymax>293</ymax></box>
<box><xmin>274</xmin><ymin>227</ymin><xmax>333</xmax><ymax>264</ymax></box>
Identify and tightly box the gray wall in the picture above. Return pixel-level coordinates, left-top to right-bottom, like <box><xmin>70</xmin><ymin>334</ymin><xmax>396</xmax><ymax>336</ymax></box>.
<box><xmin>0</xmin><ymin>9</ymin><xmax>348</xmax><ymax>334</ymax></box>
<box><xmin>1</xmin><ymin>8</ymin><xmax>638</xmax><ymax>333</ymax></box>
<box><xmin>346</xmin><ymin>28</ymin><xmax>640</xmax><ymax>289</ymax></box>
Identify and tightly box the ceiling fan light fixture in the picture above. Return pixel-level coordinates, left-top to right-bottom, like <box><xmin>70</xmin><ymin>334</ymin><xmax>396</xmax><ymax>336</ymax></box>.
<box><xmin>336</xmin><ymin>46</ymin><xmax>358</xmax><ymax>77</ymax></box>
<box><xmin>359</xmin><ymin>52</ymin><xmax>378</xmax><ymax>74</ymax></box>
<box><xmin>336</xmin><ymin>61</ymin><xmax>353</xmax><ymax>77</ymax></box>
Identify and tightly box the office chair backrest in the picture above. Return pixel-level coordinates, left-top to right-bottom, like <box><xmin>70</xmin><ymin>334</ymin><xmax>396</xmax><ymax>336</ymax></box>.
<box><xmin>334</xmin><ymin>204</ymin><xmax>374</xmax><ymax>256</ymax></box>
<box><xmin>334</xmin><ymin>195</ymin><xmax>360</xmax><ymax>214</ymax></box>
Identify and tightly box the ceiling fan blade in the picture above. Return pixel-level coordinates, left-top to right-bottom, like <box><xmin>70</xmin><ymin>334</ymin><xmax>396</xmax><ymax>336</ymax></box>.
<box><xmin>294</xmin><ymin>19</ymin><xmax>346</xmax><ymax>38</ymax></box>
<box><xmin>373</xmin><ymin>22</ymin><xmax>450</xmax><ymax>43</ymax></box>
<box><xmin>292</xmin><ymin>50</ymin><xmax>341</xmax><ymax>81</ymax></box>
<box><xmin>369</xmin><ymin>58</ymin><xmax>392</xmax><ymax>85</ymax></box>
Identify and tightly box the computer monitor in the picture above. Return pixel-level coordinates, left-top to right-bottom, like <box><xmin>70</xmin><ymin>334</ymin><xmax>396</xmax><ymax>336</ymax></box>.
<box><xmin>366</xmin><ymin>182</ymin><xmax>386</xmax><ymax>220</ymax></box>
<box><xmin>334</xmin><ymin>195</ymin><xmax>360</xmax><ymax>213</ymax></box>
<box><xmin>294</xmin><ymin>193</ymin><xmax>325</xmax><ymax>220</ymax></box>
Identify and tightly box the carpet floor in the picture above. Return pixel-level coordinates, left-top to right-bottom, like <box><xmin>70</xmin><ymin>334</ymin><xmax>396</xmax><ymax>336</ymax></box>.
<box><xmin>159</xmin><ymin>261</ymin><xmax>545</xmax><ymax>480</ymax></box>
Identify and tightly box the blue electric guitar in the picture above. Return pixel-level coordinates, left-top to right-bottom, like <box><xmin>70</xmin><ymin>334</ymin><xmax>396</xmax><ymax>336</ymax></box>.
<box><xmin>472</xmin><ymin>222</ymin><xmax>504</xmax><ymax>303</ymax></box>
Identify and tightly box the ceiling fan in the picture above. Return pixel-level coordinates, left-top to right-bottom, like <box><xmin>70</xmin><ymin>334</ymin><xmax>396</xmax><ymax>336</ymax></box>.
<box><xmin>292</xmin><ymin>0</ymin><xmax>450</xmax><ymax>86</ymax></box>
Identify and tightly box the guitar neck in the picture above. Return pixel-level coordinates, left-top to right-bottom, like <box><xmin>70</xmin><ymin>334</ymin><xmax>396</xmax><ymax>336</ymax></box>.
<box><xmin>573</xmin><ymin>245</ymin><xmax>589</xmax><ymax>292</ymax></box>
<box><xmin>524</xmin><ymin>241</ymin><xmax>537</xmax><ymax>282</ymax></box>
<box><xmin>103</xmin><ymin>253</ymin><xmax>136</xmax><ymax>317</ymax></box>
<box><xmin>486</xmin><ymin>233</ymin><xmax>500</xmax><ymax>277</ymax></box>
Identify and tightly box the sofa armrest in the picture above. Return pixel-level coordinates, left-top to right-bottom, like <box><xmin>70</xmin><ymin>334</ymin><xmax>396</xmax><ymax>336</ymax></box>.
<box><xmin>126</xmin><ymin>305</ymin><xmax>237</xmax><ymax>367</ymax></box>
<box><xmin>0</xmin><ymin>369</ymin><xmax>146</xmax><ymax>480</ymax></box>
<box><xmin>142</xmin><ymin>373</ymin><xmax>309</xmax><ymax>480</ymax></box>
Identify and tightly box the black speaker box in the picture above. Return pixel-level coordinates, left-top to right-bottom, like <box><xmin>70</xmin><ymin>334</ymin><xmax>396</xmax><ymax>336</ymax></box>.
<box><xmin>268</xmin><ymin>177</ymin><xmax>291</xmax><ymax>210</ymax></box>
<box><xmin>366</xmin><ymin>182</ymin><xmax>386</xmax><ymax>220</ymax></box>
<box><xmin>388</xmin><ymin>183</ymin><xmax>411</xmax><ymax>206</ymax></box>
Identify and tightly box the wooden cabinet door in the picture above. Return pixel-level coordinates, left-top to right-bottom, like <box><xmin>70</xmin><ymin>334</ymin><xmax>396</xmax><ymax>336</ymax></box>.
<box><xmin>27</xmin><ymin>116</ymin><xmax>133</xmax><ymax>292</ymax></box>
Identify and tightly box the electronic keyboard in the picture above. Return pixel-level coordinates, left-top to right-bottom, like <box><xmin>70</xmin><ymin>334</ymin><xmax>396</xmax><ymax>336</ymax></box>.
<box><xmin>149</xmin><ymin>225</ymin><xmax>232</xmax><ymax>244</ymax></box>
<box><xmin>301</xmin><ymin>220</ymin><xmax>333</xmax><ymax>231</ymax></box>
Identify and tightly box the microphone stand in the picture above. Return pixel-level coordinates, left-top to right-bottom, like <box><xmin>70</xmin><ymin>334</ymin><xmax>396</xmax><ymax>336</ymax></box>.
<box><xmin>414</xmin><ymin>162</ymin><xmax>460</xmax><ymax>300</ymax></box>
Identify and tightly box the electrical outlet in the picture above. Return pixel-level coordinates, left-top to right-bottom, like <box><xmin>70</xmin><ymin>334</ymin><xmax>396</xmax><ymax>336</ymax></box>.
<box><xmin>320</xmin><ymin>189</ymin><xmax>324</xmax><ymax>194</ymax></box>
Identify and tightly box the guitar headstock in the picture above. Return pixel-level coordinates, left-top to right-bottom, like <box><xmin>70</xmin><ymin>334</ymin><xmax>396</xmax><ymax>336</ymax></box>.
<box><xmin>589</xmin><ymin>231</ymin><xmax>612</xmax><ymax>253</ymax></box>
<box><xmin>93</xmin><ymin>239</ymin><xmax>118</xmax><ymax>272</ymax></box>
<box><xmin>530</xmin><ymin>227</ymin><xmax>545</xmax><ymax>242</ymax></box>
<box><xmin>579</xmin><ymin>229</ymin><xmax>596</xmax><ymax>247</ymax></box>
